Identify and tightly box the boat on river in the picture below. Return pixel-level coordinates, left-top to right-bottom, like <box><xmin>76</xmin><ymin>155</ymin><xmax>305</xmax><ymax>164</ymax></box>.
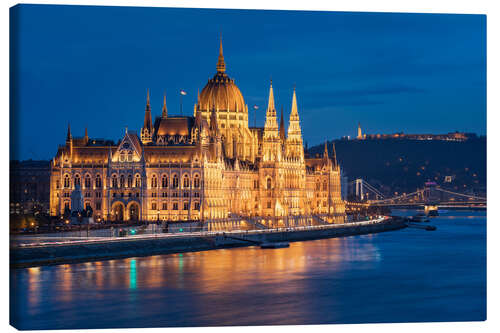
<box><xmin>260</xmin><ymin>242</ymin><xmax>290</xmax><ymax>249</ymax></box>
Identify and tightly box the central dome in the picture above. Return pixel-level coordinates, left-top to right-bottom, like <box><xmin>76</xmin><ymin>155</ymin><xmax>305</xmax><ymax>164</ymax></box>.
<box><xmin>198</xmin><ymin>40</ymin><xmax>247</xmax><ymax>114</ymax></box>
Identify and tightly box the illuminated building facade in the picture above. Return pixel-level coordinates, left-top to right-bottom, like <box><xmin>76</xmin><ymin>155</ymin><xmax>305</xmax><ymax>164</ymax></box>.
<box><xmin>49</xmin><ymin>40</ymin><xmax>345</xmax><ymax>222</ymax></box>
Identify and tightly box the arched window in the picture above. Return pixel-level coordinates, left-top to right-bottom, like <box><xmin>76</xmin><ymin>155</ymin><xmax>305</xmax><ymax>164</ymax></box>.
<box><xmin>316</xmin><ymin>180</ymin><xmax>321</xmax><ymax>191</ymax></box>
<box><xmin>323</xmin><ymin>180</ymin><xmax>328</xmax><ymax>191</ymax></box>
<box><xmin>95</xmin><ymin>174</ymin><xmax>102</xmax><ymax>188</ymax></box>
<box><xmin>151</xmin><ymin>175</ymin><xmax>158</xmax><ymax>188</ymax></box>
<box><xmin>74</xmin><ymin>174</ymin><xmax>81</xmax><ymax>187</ymax></box>
<box><xmin>64</xmin><ymin>174</ymin><xmax>71</xmax><ymax>188</ymax></box>
<box><xmin>127</xmin><ymin>151</ymin><xmax>133</xmax><ymax>162</ymax></box>
<box><xmin>183</xmin><ymin>175</ymin><xmax>190</xmax><ymax>188</ymax></box>
<box><xmin>112</xmin><ymin>175</ymin><xmax>118</xmax><ymax>188</ymax></box>
<box><xmin>120</xmin><ymin>175</ymin><xmax>125</xmax><ymax>188</ymax></box>
<box><xmin>172</xmin><ymin>174</ymin><xmax>179</xmax><ymax>189</ymax></box>
<box><xmin>135</xmin><ymin>174</ymin><xmax>141</xmax><ymax>188</ymax></box>
<box><xmin>162</xmin><ymin>175</ymin><xmax>168</xmax><ymax>188</ymax></box>
<box><xmin>127</xmin><ymin>175</ymin><xmax>132</xmax><ymax>188</ymax></box>
<box><xmin>194</xmin><ymin>175</ymin><xmax>200</xmax><ymax>188</ymax></box>
<box><xmin>120</xmin><ymin>151</ymin><xmax>125</xmax><ymax>162</ymax></box>
<box><xmin>84</xmin><ymin>175</ymin><xmax>91</xmax><ymax>188</ymax></box>
<box><xmin>267</xmin><ymin>177</ymin><xmax>272</xmax><ymax>190</ymax></box>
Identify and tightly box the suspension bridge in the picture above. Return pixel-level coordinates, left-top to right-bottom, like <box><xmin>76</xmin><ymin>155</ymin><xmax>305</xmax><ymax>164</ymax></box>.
<box><xmin>346</xmin><ymin>179</ymin><xmax>486</xmax><ymax>212</ymax></box>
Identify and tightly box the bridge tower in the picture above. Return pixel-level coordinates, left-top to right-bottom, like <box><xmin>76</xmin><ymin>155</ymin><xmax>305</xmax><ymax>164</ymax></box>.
<box><xmin>355</xmin><ymin>178</ymin><xmax>364</xmax><ymax>201</ymax></box>
<box><xmin>424</xmin><ymin>181</ymin><xmax>440</xmax><ymax>203</ymax></box>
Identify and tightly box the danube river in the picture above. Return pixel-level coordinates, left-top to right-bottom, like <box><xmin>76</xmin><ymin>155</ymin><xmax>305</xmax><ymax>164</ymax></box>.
<box><xmin>10</xmin><ymin>210</ymin><xmax>486</xmax><ymax>329</ymax></box>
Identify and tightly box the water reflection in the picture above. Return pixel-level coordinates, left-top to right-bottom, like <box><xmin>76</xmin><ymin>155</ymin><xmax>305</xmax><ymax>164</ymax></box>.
<box><xmin>27</xmin><ymin>267</ymin><xmax>40</xmax><ymax>313</ymax></box>
<box><xmin>11</xmin><ymin>211</ymin><xmax>486</xmax><ymax>329</ymax></box>
<box><xmin>129</xmin><ymin>259</ymin><xmax>137</xmax><ymax>290</ymax></box>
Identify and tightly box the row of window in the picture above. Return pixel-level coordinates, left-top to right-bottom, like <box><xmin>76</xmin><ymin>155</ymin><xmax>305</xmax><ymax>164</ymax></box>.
<box><xmin>59</xmin><ymin>173</ymin><xmax>202</xmax><ymax>190</ymax></box>
<box><xmin>63</xmin><ymin>200</ymin><xmax>201</xmax><ymax>213</ymax></box>
<box><xmin>60</xmin><ymin>174</ymin><xmax>331</xmax><ymax>192</ymax></box>
<box><xmin>111</xmin><ymin>174</ymin><xmax>141</xmax><ymax>188</ymax></box>
<box><xmin>150</xmin><ymin>174</ymin><xmax>200</xmax><ymax>189</ymax></box>
<box><xmin>153</xmin><ymin>192</ymin><xmax>200</xmax><ymax>198</ymax></box>
<box><xmin>112</xmin><ymin>192</ymin><xmax>140</xmax><ymax>198</ymax></box>
<box><xmin>151</xmin><ymin>202</ymin><xmax>200</xmax><ymax>211</ymax></box>
<box><xmin>60</xmin><ymin>174</ymin><xmax>103</xmax><ymax>189</ymax></box>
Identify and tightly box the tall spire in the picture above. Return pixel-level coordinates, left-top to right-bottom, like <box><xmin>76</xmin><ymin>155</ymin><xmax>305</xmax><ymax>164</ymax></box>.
<box><xmin>290</xmin><ymin>86</ymin><xmax>299</xmax><ymax>119</ymax></box>
<box><xmin>66</xmin><ymin>123</ymin><xmax>72</xmax><ymax>141</ymax></box>
<box><xmin>287</xmin><ymin>87</ymin><xmax>302</xmax><ymax>140</ymax></box>
<box><xmin>146</xmin><ymin>88</ymin><xmax>150</xmax><ymax>108</ymax></box>
<box><xmin>285</xmin><ymin>87</ymin><xmax>304</xmax><ymax>161</ymax></box>
<box><xmin>331</xmin><ymin>142</ymin><xmax>338</xmax><ymax>167</ymax></box>
<box><xmin>324</xmin><ymin>140</ymin><xmax>329</xmax><ymax>158</ymax></box>
<box><xmin>267</xmin><ymin>79</ymin><xmax>275</xmax><ymax>112</ymax></box>
<box><xmin>162</xmin><ymin>92</ymin><xmax>168</xmax><ymax>118</ymax></box>
<box><xmin>264</xmin><ymin>80</ymin><xmax>278</xmax><ymax>136</ymax></box>
<box><xmin>216</xmin><ymin>35</ymin><xmax>226</xmax><ymax>73</ymax></box>
<box><xmin>279</xmin><ymin>106</ymin><xmax>285</xmax><ymax>141</ymax></box>
<box><xmin>141</xmin><ymin>89</ymin><xmax>153</xmax><ymax>144</ymax></box>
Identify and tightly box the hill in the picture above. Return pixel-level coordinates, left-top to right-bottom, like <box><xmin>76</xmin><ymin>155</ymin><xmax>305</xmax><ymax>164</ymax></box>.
<box><xmin>307</xmin><ymin>137</ymin><xmax>486</xmax><ymax>196</ymax></box>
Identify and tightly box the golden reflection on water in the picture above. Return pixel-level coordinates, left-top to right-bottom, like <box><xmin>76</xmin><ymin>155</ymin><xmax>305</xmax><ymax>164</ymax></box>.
<box><xmin>27</xmin><ymin>267</ymin><xmax>40</xmax><ymax>311</ymax></box>
<box><xmin>25</xmin><ymin>237</ymin><xmax>381</xmax><ymax>307</ymax></box>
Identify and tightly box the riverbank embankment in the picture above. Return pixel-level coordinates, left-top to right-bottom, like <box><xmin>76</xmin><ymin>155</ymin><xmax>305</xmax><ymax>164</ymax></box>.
<box><xmin>10</xmin><ymin>217</ymin><xmax>406</xmax><ymax>268</ymax></box>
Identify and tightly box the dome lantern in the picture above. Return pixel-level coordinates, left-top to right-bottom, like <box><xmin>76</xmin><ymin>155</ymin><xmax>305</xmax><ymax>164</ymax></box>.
<box><xmin>198</xmin><ymin>38</ymin><xmax>247</xmax><ymax>116</ymax></box>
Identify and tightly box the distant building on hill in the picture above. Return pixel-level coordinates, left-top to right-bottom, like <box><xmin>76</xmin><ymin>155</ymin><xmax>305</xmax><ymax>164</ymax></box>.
<box><xmin>354</xmin><ymin>123</ymin><xmax>476</xmax><ymax>142</ymax></box>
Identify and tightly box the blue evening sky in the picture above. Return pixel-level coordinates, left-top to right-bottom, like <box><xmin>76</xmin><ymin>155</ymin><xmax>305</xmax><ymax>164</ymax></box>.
<box><xmin>10</xmin><ymin>4</ymin><xmax>486</xmax><ymax>160</ymax></box>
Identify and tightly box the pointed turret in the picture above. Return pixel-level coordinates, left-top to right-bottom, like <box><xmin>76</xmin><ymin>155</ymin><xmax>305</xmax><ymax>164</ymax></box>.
<box><xmin>141</xmin><ymin>89</ymin><xmax>153</xmax><ymax>144</ymax></box>
<box><xmin>161</xmin><ymin>92</ymin><xmax>168</xmax><ymax>118</ymax></box>
<box><xmin>84</xmin><ymin>127</ymin><xmax>89</xmax><ymax>144</ymax></box>
<box><xmin>66</xmin><ymin>123</ymin><xmax>72</xmax><ymax>141</ymax></box>
<box><xmin>262</xmin><ymin>80</ymin><xmax>281</xmax><ymax>162</ymax></box>
<box><xmin>216</xmin><ymin>35</ymin><xmax>226</xmax><ymax>73</ymax></box>
<box><xmin>66</xmin><ymin>122</ymin><xmax>73</xmax><ymax>158</ymax></box>
<box><xmin>195</xmin><ymin>102</ymin><xmax>203</xmax><ymax>125</ymax></box>
<box><xmin>279</xmin><ymin>106</ymin><xmax>285</xmax><ymax>142</ymax></box>
<box><xmin>285</xmin><ymin>87</ymin><xmax>304</xmax><ymax>160</ymax></box>
<box><xmin>331</xmin><ymin>142</ymin><xmax>338</xmax><ymax>168</ymax></box>
<box><xmin>324</xmin><ymin>141</ymin><xmax>329</xmax><ymax>158</ymax></box>
<box><xmin>264</xmin><ymin>80</ymin><xmax>278</xmax><ymax>137</ymax></box>
<box><xmin>287</xmin><ymin>87</ymin><xmax>302</xmax><ymax>138</ymax></box>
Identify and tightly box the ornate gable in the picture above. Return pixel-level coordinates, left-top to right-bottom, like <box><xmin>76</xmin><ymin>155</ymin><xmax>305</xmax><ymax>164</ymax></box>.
<box><xmin>112</xmin><ymin>130</ymin><xmax>142</xmax><ymax>163</ymax></box>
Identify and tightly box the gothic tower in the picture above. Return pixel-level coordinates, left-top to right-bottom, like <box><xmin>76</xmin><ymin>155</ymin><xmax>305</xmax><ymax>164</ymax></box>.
<box><xmin>141</xmin><ymin>89</ymin><xmax>153</xmax><ymax>144</ymax></box>
<box><xmin>262</xmin><ymin>80</ymin><xmax>281</xmax><ymax>162</ymax></box>
<box><xmin>285</xmin><ymin>87</ymin><xmax>304</xmax><ymax>161</ymax></box>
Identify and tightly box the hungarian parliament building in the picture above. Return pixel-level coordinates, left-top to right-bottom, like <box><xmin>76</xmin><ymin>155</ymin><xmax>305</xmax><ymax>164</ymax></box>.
<box><xmin>49</xmin><ymin>40</ymin><xmax>345</xmax><ymax>223</ymax></box>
